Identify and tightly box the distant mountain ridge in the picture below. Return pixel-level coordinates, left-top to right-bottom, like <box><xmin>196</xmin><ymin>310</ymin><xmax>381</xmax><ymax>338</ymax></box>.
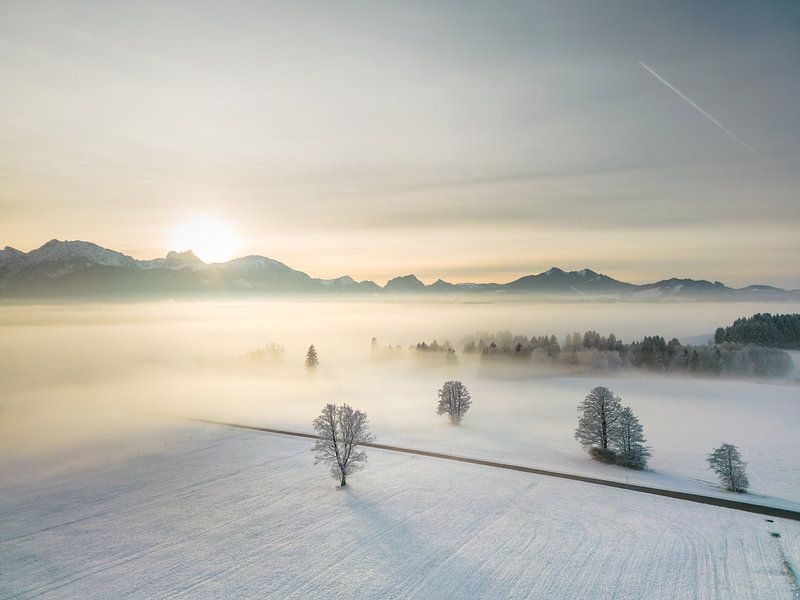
<box><xmin>1</xmin><ymin>239</ymin><xmax>798</xmax><ymax>301</ymax></box>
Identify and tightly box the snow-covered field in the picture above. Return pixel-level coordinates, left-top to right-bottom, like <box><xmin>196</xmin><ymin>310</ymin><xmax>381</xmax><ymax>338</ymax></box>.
<box><xmin>2</xmin><ymin>301</ymin><xmax>799</xmax><ymax>597</ymax></box>
<box><xmin>2</xmin><ymin>301</ymin><xmax>799</xmax><ymax>508</ymax></box>
<box><xmin>168</xmin><ymin>368</ymin><xmax>799</xmax><ymax>509</ymax></box>
<box><xmin>1</xmin><ymin>421</ymin><xmax>798</xmax><ymax>599</ymax></box>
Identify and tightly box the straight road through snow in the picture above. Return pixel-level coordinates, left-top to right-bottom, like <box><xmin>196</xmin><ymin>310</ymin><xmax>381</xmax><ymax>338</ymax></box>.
<box><xmin>180</xmin><ymin>416</ymin><xmax>800</xmax><ymax>522</ymax></box>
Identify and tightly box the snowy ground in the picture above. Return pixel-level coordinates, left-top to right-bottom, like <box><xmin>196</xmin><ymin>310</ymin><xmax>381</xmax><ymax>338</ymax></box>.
<box><xmin>3</xmin><ymin>301</ymin><xmax>799</xmax><ymax>597</ymax></box>
<box><xmin>1</xmin><ymin>420</ymin><xmax>798</xmax><ymax>600</ymax></box>
<box><xmin>11</xmin><ymin>368</ymin><xmax>799</xmax><ymax>509</ymax></box>
<box><xmin>154</xmin><ymin>367</ymin><xmax>800</xmax><ymax>510</ymax></box>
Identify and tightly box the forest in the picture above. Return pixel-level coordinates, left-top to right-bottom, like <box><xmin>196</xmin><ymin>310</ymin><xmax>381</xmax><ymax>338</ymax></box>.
<box><xmin>714</xmin><ymin>313</ymin><xmax>800</xmax><ymax>349</ymax></box>
<box><xmin>459</xmin><ymin>327</ymin><xmax>794</xmax><ymax>378</ymax></box>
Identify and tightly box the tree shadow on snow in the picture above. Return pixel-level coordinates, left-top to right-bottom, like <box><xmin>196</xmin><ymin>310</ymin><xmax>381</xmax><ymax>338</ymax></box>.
<box><xmin>340</xmin><ymin>484</ymin><xmax>506</xmax><ymax>598</ymax></box>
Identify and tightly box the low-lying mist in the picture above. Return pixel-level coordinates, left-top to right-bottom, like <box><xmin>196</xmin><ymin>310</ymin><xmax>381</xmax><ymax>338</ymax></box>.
<box><xmin>1</xmin><ymin>299</ymin><xmax>799</xmax><ymax>501</ymax></box>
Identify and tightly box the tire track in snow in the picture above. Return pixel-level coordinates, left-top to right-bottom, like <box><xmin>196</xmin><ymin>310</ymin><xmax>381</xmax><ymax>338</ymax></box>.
<box><xmin>772</xmin><ymin>528</ymin><xmax>800</xmax><ymax>600</ymax></box>
<box><xmin>0</xmin><ymin>468</ymin><xmax>244</xmax><ymax>546</ymax></box>
<box><xmin>9</xmin><ymin>435</ymin><xmax>310</xmax><ymax>599</ymax></box>
<box><xmin>177</xmin><ymin>416</ymin><xmax>800</xmax><ymax>522</ymax></box>
<box><xmin>162</xmin><ymin>475</ymin><xmax>421</xmax><ymax>598</ymax></box>
<box><xmin>279</xmin><ymin>488</ymin><xmax>444</xmax><ymax>599</ymax></box>
<box><xmin>404</xmin><ymin>497</ymin><xmax>521</xmax><ymax>598</ymax></box>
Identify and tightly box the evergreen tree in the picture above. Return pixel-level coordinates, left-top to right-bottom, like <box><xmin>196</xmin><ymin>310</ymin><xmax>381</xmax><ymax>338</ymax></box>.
<box><xmin>607</xmin><ymin>333</ymin><xmax>618</xmax><ymax>352</ymax></box>
<box><xmin>305</xmin><ymin>344</ymin><xmax>319</xmax><ymax>371</ymax></box>
<box><xmin>549</xmin><ymin>334</ymin><xmax>561</xmax><ymax>356</ymax></box>
<box><xmin>666</xmin><ymin>338</ymin><xmax>682</xmax><ymax>358</ymax></box>
<box><xmin>688</xmin><ymin>349</ymin><xmax>700</xmax><ymax>373</ymax></box>
<box><xmin>569</xmin><ymin>348</ymin><xmax>580</xmax><ymax>365</ymax></box>
<box><xmin>714</xmin><ymin>313</ymin><xmax>800</xmax><ymax>349</ymax></box>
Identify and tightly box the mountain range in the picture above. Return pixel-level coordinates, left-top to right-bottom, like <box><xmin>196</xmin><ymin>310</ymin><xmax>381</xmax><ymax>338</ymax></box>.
<box><xmin>1</xmin><ymin>239</ymin><xmax>798</xmax><ymax>301</ymax></box>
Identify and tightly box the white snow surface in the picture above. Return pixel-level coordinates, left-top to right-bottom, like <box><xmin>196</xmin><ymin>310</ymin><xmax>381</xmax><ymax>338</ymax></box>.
<box><xmin>1</xmin><ymin>421</ymin><xmax>798</xmax><ymax>599</ymax></box>
<box><xmin>184</xmin><ymin>370</ymin><xmax>800</xmax><ymax>511</ymax></box>
<box><xmin>9</xmin><ymin>240</ymin><xmax>139</xmax><ymax>270</ymax></box>
<box><xmin>222</xmin><ymin>255</ymin><xmax>299</xmax><ymax>273</ymax></box>
<box><xmin>2</xmin><ymin>301</ymin><xmax>799</xmax><ymax>510</ymax></box>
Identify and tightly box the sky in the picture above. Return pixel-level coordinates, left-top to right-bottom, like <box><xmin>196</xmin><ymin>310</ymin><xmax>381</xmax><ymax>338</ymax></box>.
<box><xmin>1</xmin><ymin>0</ymin><xmax>799</xmax><ymax>287</ymax></box>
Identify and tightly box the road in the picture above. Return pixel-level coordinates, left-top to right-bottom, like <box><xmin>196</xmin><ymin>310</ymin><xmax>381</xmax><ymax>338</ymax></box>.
<box><xmin>182</xmin><ymin>416</ymin><xmax>800</xmax><ymax>522</ymax></box>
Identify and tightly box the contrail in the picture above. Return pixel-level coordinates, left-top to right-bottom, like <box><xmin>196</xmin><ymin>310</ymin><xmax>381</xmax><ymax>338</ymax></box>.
<box><xmin>638</xmin><ymin>60</ymin><xmax>759</xmax><ymax>156</ymax></box>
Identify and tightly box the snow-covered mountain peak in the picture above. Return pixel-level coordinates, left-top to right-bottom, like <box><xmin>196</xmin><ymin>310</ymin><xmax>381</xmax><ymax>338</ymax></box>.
<box><xmin>24</xmin><ymin>239</ymin><xmax>139</xmax><ymax>268</ymax></box>
<box><xmin>1</xmin><ymin>239</ymin><xmax>796</xmax><ymax>300</ymax></box>
<box><xmin>223</xmin><ymin>255</ymin><xmax>294</xmax><ymax>272</ymax></box>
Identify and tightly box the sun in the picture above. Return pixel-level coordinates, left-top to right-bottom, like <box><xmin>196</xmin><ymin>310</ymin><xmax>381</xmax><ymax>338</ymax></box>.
<box><xmin>169</xmin><ymin>217</ymin><xmax>242</xmax><ymax>264</ymax></box>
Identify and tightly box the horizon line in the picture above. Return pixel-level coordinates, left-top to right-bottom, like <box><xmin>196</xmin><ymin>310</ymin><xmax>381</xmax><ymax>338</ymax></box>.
<box><xmin>2</xmin><ymin>238</ymin><xmax>795</xmax><ymax>291</ymax></box>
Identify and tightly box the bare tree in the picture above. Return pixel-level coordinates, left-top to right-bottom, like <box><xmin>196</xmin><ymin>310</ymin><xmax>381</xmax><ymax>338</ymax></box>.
<box><xmin>437</xmin><ymin>380</ymin><xmax>472</xmax><ymax>424</ymax></box>
<box><xmin>265</xmin><ymin>342</ymin><xmax>285</xmax><ymax>361</ymax></box>
<box><xmin>305</xmin><ymin>345</ymin><xmax>319</xmax><ymax>371</ymax></box>
<box><xmin>611</xmin><ymin>406</ymin><xmax>650</xmax><ymax>469</ymax></box>
<box><xmin>707</xmin><ymin>443</ymin><xmax>749</xmax><ymax>493</ymax></box>
<box><xmin>245</xmin><ymin>342</ymin><xmax>285</xmax><ymax>364</ymax></box>
<box><xmin>312</xmin><ymin>404</ymin><xmax>374</xmax><ymax>486</ymax></box>
<box><xmin>575</xmin><ymin>386</ymin><xmax>623</xmax><ymax>461</ymax></box>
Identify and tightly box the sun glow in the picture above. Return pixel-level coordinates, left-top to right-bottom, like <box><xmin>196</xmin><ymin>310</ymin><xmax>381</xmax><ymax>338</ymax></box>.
<box><xmin>169</xmin><ymin>217</ymin><xmax>242</xmax><ymax>264</ymax></box>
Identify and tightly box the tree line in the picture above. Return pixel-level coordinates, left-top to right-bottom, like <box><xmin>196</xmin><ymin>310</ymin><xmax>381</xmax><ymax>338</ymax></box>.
<box><xmin>462</xmin><ymin>329</ymin><xmax>793</xmax><ymax>378</ymax></box>
<box><xmin>715</xmin><ymin>313</ymin><xmax>800</xmax><ymax>349</ymax></box>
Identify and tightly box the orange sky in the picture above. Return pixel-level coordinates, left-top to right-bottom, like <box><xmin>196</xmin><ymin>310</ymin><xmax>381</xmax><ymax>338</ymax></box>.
<box><xmin>1</xmin><ymin>1</ymin><xmax>799</xmax><ymax>287</ymax></box>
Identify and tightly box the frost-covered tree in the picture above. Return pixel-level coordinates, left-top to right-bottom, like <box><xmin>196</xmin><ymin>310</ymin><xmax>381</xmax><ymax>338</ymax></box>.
<box><xmin>244</xmin><ymin>342</ymin><xmax>285</xmax><ymax>363</ymax></box>
<box><xmin>611</xmin><ymin>406</ymin><xmax>650</xmax><ymax>469</ymax></box>
<box><xmin>437</xmin><ymin>380</ymin><xmax>472</xmax><ymax>424</ymax></box>
<box><xmin>714</xmin><ymin>313</ymin><xmax>800</xmax><ymax>348</ymax></box>
<box><xmin>707</xmin><ymin>443</ymin><xmax>749</xmax><ymax>493</ymax></box>
<box><xmin>312</xmin><ymin>403</ymin><xmax>375</xmax><ymax>486</ymax></box>
<box><xmin>305</xmin><ymin>345</ymin><xmax>319</xmax><ymax>371</ymax></box>
<box><xmin>575</xmin><ymin>386</ymin><xmax>623</xmax><ymax>461</ymax></box>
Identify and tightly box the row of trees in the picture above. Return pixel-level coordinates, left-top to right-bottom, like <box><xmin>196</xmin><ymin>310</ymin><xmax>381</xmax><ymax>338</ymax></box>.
<box><xmin>370</xmin><ymin>337</ymin><xmax>460</xmax><ymax>363</ymax></box>
<box><xmin>565</xmin><ymin>330</ymin><xmax>622</xmax><ymax>353</ymax></box>
<box><xmin>412</xmin><ymin>340</ymin><xmax>458</xmax><ymax>364</ymax></box>
<box><xmin>311</xmin><ymin>384</ymin><xmax>748</xmax><ymax>493</ymax></box>
<box><xmin>370</xmin><ymin>337</ymin><xmax>405</xmax><ymax>360</ymax></box>
<box><xmin>626</xmin><ymin>336</ymin><xmax>792</xmax><ymax>377</ymax></box>
<box><xmin>462</xmin><ymin>330</ymin><xmax>793</xmax><ymax>378</ymax></box>
<box><xmin>715</xmin><ymin>313</ymin><xmax>800</xmax><ymax>349</ymax></box>
<box><xmin>575</xmin><ymin>385</ymin><xmax>749</xmax><ymax>491</ymax></box>
<box><xmin>464</xmin><ymin>333</ymin><xmax>561</xmax><ymax>358</ymax></box>
<box><xmin>244</xmin><ymin>342</ymin><xmax>285</xmax><ymax>363</ymax></box>
<box><xmin>242</xmin><ymin>343</ymin><xmax>319</xmax><ymax>370</ymax></box>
